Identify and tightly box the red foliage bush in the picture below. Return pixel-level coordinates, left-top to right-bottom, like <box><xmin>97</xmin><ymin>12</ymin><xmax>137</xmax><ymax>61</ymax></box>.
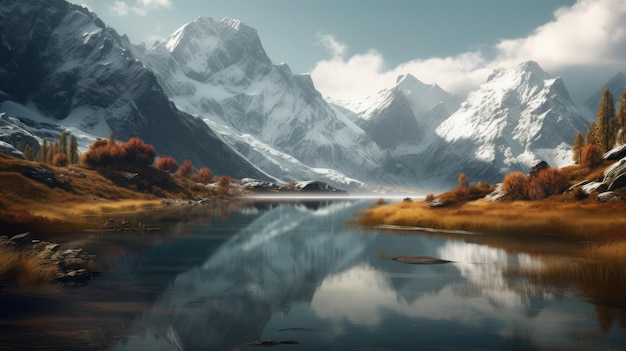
<box><xmin>156</xmin><ymin>156</ymin><xmax>178</xmax><ymax>172</ymax></box>
<box><xmin>178</xmin><ymin>160</ymin><xmax>193</xmax><ymax>178</ymax></box>
<box><xmin>502</xmin><ymin>171</ymin><xmax>529</xmax><ymax>200</ymax></box>
<box><xmin>196</xmin><ymin>167</ymin><xmax>212</xmax><ymax>183</ymax></box>
<box><xmin>123</xmin><ymin>137</ymin><xmax>156</xmax><ymax>167</ymax></box>
<box><xmin>218</xmin><ymin>175</ymin><xmax>232</xmax><ymax>188</ymax></box>
<box><xmin>81</xmin><ymin>137</ymin><xmax>156</xmax><ymax>170</ymax></box>
<box><xmin>528</xmin><ymin>168</ymin><xmax>569</xmax><ymax>200</ymax></box>
<box><xmin>52</xmin><ymin>153</ymin><xmax>68</xmax><ymax>167</ymax></box>
<box><xmin>580</xmin><ymin>144</ymin><xmax>603</xmax><ymax>168</ymax></box>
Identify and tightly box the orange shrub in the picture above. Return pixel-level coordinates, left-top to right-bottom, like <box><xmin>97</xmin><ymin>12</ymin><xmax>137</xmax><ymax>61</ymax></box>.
<box><xmin>156</xmin><ymin>156</ymin><xmax>178</xmax><ymax>172</ymax></box>
<box><xmin>531</xmin><ymin>168</ymin><xmax>569</xmax><ymax>199</ymax></box>
<box><xmin>178</xmin><ymin>160</ymin><xmax>193</xmax><ymax>178</ymax></box>
<box><xmin>122</xmin><ymin>137</ymin><xmax>156</xmax><ymax>167</ymax></box>
<box><xmin>196</xmin><ymin>167</ymin><xmax>212</xmax><ymax>183</ymax></box>
<box><xmin>218</xmin><ymin>175</ymin><xmax>232</xmax><ymax>188</ymax></box>
<box><xmin>52</xmin><ymin>153</ymin><xmax>68</xmax><ymax>167</ymax></box>
<box><xmin>581</xmin><ymin>144</ymin><xmax>603</xmax><ymax>168</ymax></box>
<box><xmin>502</xmin><ymin>171</ymin><xmax>528</xmax><ymax>200</ymax></box>
<box><xmin>81</xmin><ymin>137</ymin><xmax>156</xmax><ymax>170</ymax></box>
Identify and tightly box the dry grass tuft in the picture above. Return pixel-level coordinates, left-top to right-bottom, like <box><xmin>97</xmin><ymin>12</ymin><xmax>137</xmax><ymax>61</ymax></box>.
<box><xmin>0</xmin><ymin>246</ymin><xmax>58</xmax><ymax>292</ymax></box>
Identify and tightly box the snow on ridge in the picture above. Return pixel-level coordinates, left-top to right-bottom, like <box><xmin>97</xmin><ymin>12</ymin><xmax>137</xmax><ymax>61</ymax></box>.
<box><xmin>221</xmin><ymin>17</ymin><xmax>242</xmax><ymax>31</ymax></box>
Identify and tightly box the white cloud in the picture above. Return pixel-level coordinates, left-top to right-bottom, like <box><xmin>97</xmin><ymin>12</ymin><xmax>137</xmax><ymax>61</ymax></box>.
<box><xmin>311</xmin><ymin>0</ymin><xmax>626</xmax><ymax>101</ymax></box>
<box><xmin>109</xmin><ymin>0</ymin><xmax>172</xmax><ymax>17</ymax></box>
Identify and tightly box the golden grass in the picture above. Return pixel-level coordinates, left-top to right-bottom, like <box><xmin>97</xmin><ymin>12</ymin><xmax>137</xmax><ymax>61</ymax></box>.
<box><xmin>520</xmin><ymin>241</ymin><xmax>626</xmax><ymax>304</ymax></box>
<box><xmin>358</xmin><ymin>198</ymin><xmax>626</xmax><ymax>240</ymax></box>
<box><xmin>0</xmin><ymin>246</ymin><xmax>58</xmax><ymax>292</ymax></box>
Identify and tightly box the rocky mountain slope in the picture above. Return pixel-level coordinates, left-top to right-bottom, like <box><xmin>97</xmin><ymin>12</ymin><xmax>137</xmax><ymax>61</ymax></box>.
<box><xmin>584</xmin><ymin>72</ymin><xmax>626</xmax><ymax>113</ymax></box>
<box><xmin>136</xmin><ymin>16</ymin><xmax>412</xmax><ymax>188</ymax></box>
<box><xmin>0</xmin><ymin>0</ymin><xmax>267</xmax><ymax>180</ymax></box>
<box><xmin>413</xmin><ymin>61</ymin><xmax>590</xmax><ymax>188</ymax></box>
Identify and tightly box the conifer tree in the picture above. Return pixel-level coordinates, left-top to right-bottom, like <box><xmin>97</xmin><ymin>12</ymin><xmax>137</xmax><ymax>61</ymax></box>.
<box><xmin>617</xmin><ymin>89</ymin><xmax>626</xmax><ymax>145</ymax></box>
<box><xmin>59</xmin><ymin>131</ymin><xmax>67</xmax><ymax>156</ymax></box>
<box><xmin>69</xmin><ymin>135</ymin><xmax>79</xmax><ymax>164</ymax></box>
<box><xmin>595</xmin><ymin>88</ymin><xmax>615</xmax><ymax>153</ymax></box>
<box><xmin>37</xmin><ymin>139</ymin><xmax>48</xmax><ymax>162</ymax></box>
<box><xmin>109</xmin><ymin>132</ymin><xmax>116</xmax><ymax>145</ymax></box>
<box><xmin>572</xmin><ymin>131</ymin><xmax>584</xmax><ymax>164</ymax></box>
<box><xmin>22</xmin><ymin>144</ymin><xmax>34</xmax><ymax>161</ymax></box>
<box><xmin>586</xmin><ymin>122</ymin><xmax>597</xmax><ymax>146</ymax></box>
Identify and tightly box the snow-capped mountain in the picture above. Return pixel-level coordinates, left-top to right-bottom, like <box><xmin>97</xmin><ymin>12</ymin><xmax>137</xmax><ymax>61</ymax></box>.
<box><xmin>136</xmin><ymin>16</ymin><xmax>412</xmax><ymax>188</ymax></box>
<box><xmin>585</xmin><ymin>72</ymin><xmax>626</xmax><ymax>113</ymax></box>
<box><xmin>414</xmin><ymin>61</ymin><xmax>590</xmax><ymax>188</ymax></box>
<box><xmin>334</xmin><ymin>74</ymin><xmax>462</xmax><ymax>150</ymax></box>
<box><xmin>0</xmin><ymin>0</ymin><xmax>267</xmax><ymax>180</ymax></box>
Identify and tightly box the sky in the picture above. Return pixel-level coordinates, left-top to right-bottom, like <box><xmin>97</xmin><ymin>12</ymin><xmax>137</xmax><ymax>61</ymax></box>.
<box><xmin>70</xmin><ymin>0</ymin><xmax>626</xmax><ymax>102</ymax></box>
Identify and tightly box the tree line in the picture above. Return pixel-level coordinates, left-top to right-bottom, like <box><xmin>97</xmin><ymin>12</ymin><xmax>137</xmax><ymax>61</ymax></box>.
<box><xmin>22</xmin><ymin>132</ymin><xmax>223</xmax><ymax>185</ymax></box>
<box><xmin>572</xmin><ymin>88</ymin><xmax>626</xmax><ymax>166</ymax></box>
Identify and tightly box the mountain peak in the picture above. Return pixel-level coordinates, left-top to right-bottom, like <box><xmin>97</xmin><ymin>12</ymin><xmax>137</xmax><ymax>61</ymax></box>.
<box><xmin>221</xmin><ymin>17</ymin><xmax>243</xmax><ymax>30</ymax></box>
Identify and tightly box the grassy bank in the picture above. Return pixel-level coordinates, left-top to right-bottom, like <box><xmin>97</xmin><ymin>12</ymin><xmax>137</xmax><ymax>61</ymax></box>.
<box><xmin>0</xmin><ymin>246</ymin><xmax>58</xmax><ymax>292</ymax></box>
<box><xmin>358</xmin><ymin>197</ymin><xmax>626</xmax><ymax>240</ymax></box>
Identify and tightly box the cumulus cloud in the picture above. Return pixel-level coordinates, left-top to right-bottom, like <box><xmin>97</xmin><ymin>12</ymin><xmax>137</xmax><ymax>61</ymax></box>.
<box><xmin>110</xmin><ymin>0</ymin><xmax>172</xmax><ymax>17</ymax></box>
<box><xmin>311</xmin><ymin>0</ymin><xmax>626</xmax><ymax>101</ymax></box>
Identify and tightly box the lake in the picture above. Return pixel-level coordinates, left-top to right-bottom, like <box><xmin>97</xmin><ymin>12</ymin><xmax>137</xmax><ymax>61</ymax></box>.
<box><xmin>1</xmin><ymin>198</ymin><xmax>625</xmax><ymax>350</ymax></box>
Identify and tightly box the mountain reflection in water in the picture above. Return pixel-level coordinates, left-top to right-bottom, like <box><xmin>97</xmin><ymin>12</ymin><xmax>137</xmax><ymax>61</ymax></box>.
<box><xmin>105</xmin><ymin>199</ymin><xmax>625</xmax><ymax>351</ymax></box>
<box><xmin>22</xmin><ymin>200</ymin><xmax>596</xmax><ymax>351</ymax></box>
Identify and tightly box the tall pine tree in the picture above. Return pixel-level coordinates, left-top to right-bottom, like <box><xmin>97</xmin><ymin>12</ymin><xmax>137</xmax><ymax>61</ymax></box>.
<box><xmin>69</xmin><ymin>135</ymin><xmax>79</xmax><ymax>164</ymax></box>
<box><xmin>572</xmin><ymin>131</ymin><xmax>584</xmax><ymax>164</ymax></box>
<box><xmin>595</xmin><ymin>88</ymin><xmax>615</xmax><ymax>153</ymax></box>
<box><xmin>617</xmin><ymin>89</ymin><xmax>626</xmax><ymax>145</ymax></box>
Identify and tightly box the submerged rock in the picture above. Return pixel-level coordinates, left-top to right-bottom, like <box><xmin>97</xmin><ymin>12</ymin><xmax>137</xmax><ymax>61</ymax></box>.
<box><xmin>392</xmin><ymin>256</ymin><xmax>452</xmax><ymax>264</ymax></box>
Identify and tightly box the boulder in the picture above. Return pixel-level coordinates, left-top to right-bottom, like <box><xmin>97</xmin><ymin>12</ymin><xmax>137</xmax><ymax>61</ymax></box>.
<box><xmin>597</xmin><ymin>191</ymin><xmax>620</xmax><ymax>202</ymax></box>
<box><xmin>604</xmin><ymin>144</ymin><xmax>626</xmax><ymax>160</ymax></box>
<box><xmin>529</xmin><ymin>161</ymin><xmax>550</xmax><ymax>177</ymax></box>
<box><xmin>603</xmin><ymin>158</ymin><xmax>626</xmax><ymax>190</ymax></box>
<box><xmin>9</xmin><ymin>232</ymin><xmax>32</xmax><ymax>248</ymax></box>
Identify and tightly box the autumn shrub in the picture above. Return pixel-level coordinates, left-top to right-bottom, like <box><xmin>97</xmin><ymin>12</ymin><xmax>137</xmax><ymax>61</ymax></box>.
<box><xmin>533</xmin><ymin>168</ymin><xmax>569</xmax><ymax>197</ymax></box>
<box><xmin>502</xmin><ymin>171</ymin><xmax>528</xmax><ymax>200</ymax></box>
<box><xmin>156</xmin><ymin>156</ymin><xmax>178</xmax><ymax>173</ymax></box>
<box><xmin>122</xmin><ymin>137</ymin><xmax>156</xmax><ymax>167</ymax></box>
<box><xmin>572</xmin><ymin>186</ymin><xmax>588</xmax><ymax>200</ymax></box>
<box><xmin>424</xmin><ymin>193</ymin><xmax>436</xmax><ymax>202</ymax></box>
<box><xmin>196</xmin><ymin>167</ymin><xmax>212</xmax><ymax>183</ymax></box>
<box><xmin>581</xmin><ymin>144</ymin><xmax>603</xmax><ymax>168</ymax></box>
<box><xmin>178</xmin><ymin>160</ymin><xmax>193</xmax><ymax>178</ymax></box>
<box><xmin>218</xmin><ymin>175</ymin><xmax>232</xmax><ymax>188</ymax></box>
<box><xmin>52</xmin><ymin>153</ymin><xmax>68</xmax><ymax>167</ymax></box>
<box><xmin>81</xmin><ymin>137</ymin><xmax>156</xmax><ymax>170</ymax></box>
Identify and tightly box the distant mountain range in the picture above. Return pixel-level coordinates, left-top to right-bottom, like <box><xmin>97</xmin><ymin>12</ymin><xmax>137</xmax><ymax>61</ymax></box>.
<box><xmin>0</xmin><ymin>0</ymin><xmax>618</xmax><ymax>190</ymax></box>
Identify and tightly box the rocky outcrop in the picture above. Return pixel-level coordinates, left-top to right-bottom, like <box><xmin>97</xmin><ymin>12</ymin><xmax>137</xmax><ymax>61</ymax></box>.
<box><xmin>1</xmin><ymin>232</ymin><xmax>99</xmax><ymax>285</ymax></box>
<box><xmin>241</xmin><ymin>178</ymin><xmax>347</xmax><ymax>194</ymax></box>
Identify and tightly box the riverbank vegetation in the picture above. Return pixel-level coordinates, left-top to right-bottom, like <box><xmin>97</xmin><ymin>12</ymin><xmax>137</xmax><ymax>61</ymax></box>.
<box><xmin>0</xmin><ymin>134</ymin><xmax>235</xmax><ymax>235</ymax></box>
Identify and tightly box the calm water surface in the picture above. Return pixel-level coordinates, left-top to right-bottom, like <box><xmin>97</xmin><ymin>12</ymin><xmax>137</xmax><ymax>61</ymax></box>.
<box><xmin>1</xmin><ymin>199</ymin><xmax>625</xmax><ymax>350</ymax></box>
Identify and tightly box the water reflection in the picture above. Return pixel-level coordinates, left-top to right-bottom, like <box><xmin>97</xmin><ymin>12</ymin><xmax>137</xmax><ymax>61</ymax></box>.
<box><xmin>106</xmin><ymin>199</ymin><xmax>626</xmax><ymax>351</ymax></box>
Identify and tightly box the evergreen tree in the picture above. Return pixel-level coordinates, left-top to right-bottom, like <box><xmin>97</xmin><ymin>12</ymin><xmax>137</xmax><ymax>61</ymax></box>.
<box><xmin>595</xmin><ymin>88</ymin><xmax>615</xmax><ymax>153</ymax></box>
<box><xmin>22</xmin><ymin>144</ymin><xmax>34</xmax><ymax>161</ymax></box>
<box><xmin>69</xmin><ymin>135</ymin><xmax>79</xmax><ymax>164</ymax></box>
<box><xmin>37</xmin><ymin>139</ymin><xmax>48</xmax><ymax>162</ymax></box>
<box><xmin>572</xmin><ymin>131</ymin><xmax>584</xmax><ymax>164</ymax></box>
<box><xmin>109</xmin><ymin>132</ymin><xmax>116</xmax><ymax>145</ymax></box>
<box><xmin>59</xmin><ymin>131</ymin><xmax>67</xmax><ymax>157</ymax></box>
<box><xmin>617</xmin><ymin>89</ymin><xmax>626</xmax><ymax>144</ymax></box>
<box><xmin>586</xmin><ymin>122</ymin><xmax>597</xmax><ymax>146</ymax></box>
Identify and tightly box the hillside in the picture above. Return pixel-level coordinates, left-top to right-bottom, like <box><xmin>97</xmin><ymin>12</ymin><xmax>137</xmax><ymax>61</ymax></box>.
<box><xmin>0</xmin><ymin>152</ymin><xmax>220</xmax><ymax>235</ymax></box>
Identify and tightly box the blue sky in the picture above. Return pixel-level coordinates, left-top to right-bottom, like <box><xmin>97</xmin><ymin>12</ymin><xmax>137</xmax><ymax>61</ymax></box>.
<box><xmin>71</xmin><ymin>0</ymin><xmax>626</xmax><ymax>101</ymax></box>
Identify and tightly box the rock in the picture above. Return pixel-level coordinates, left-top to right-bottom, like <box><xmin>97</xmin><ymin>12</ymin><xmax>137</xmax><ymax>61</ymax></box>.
<box><xmin>485</xmin><ymin>183</ymin><xmax>506</xmax><ymax>201</ymax></box>
<box><xmin>604</xmin><ymin>144</ymin><xmax>626</xmax><ymax>160</ymax></box>
<box><xmin>597</xmin><ymin>191</ymin><xmax>621</xmax><ymax>202</ymax></box>
<box><xmin>9</xmin><ymin>232</ymin><xmax>32</xmax><ymax>248</ymax></box>
<box><xmin>582</xmin><ymin>181</ymin><xmax>605</xmax><ymax>194</ymax></box>
<box><xmin>245</xmin><ymin>340</ymin><xmax>299</xmax><ymax>347</ymax></box>
<box><xmin>392</xmin><ymin>256</ymin><xmax>452</xmax><ymax>264</ymax></box>
<box><xmin>603</xmin><ymin>158</ymin><xmax>626</xmax><ymax>191</ymax></box>
<box><xmin>57</xmin><ymin>269</ymin><xmax>91</xmax><ymax>284</ymax></box>
<box><xmin>529</xmin><ymin>161</ymin><xmax>550</xmax><ymax>177</ymax></box>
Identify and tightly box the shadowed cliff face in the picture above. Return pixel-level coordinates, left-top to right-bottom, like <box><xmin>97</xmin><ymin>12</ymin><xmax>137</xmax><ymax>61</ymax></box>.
<box><xmin>0</xmin><ymin>0</ymin><xmax>267</xmax><ymax>179</ymax></box>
